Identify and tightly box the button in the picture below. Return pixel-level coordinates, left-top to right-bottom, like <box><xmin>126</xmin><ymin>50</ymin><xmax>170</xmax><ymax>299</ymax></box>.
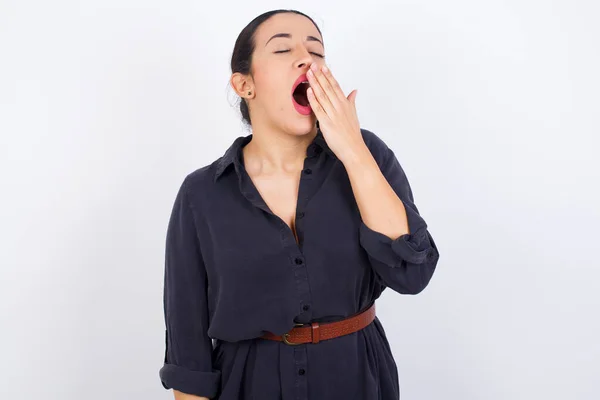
<box><xmin>298</xmin><ymin>368</ymin><xmax>306</xmax><ymax>375</ymax></box>
<box><xmin>302</xmin><ymin>304</ymin><xmax>310</xmax><ymax>311</ymax></box>
<box><xmin>294</xmin><ymin>257</ymin><xmax>304</xmax><ymax>265</ymax></box>
<box><xmin>303</xmin><ymin>168</ymin><xmax>312</xmax><ymax>175</ymax></box>
<box><xmin>297</xmin><ymin>212</ymin><xmax>305</xmax><ymax>219</ymax></box>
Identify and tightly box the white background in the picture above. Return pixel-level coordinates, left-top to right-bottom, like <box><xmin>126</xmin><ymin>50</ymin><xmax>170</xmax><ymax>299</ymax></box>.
<box><xmin>1</xmin><ymin>1</ymin><xmax>599</xmax><ymax>399</ymax></box>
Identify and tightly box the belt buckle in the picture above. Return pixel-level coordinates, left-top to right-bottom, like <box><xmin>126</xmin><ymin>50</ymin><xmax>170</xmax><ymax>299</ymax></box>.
<box><xmin>283</xmin><ymin>323</ymin><xmax>305</xmax><ymax>346</ymax></box>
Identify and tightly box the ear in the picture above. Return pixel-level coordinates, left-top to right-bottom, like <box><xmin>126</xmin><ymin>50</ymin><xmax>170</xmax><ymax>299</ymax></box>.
<box><xmin>230</xmin><ymin>72</ymin><xmax>254</xmax><ymax>99</ymax></box>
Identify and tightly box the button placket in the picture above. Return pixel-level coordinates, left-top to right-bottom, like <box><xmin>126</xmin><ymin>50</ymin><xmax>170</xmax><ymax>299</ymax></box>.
<box><xmin>287</xmin><ymin>152</ymin><xmax>319</xmax><ymax>400</ymax></box>
<box><xmin>290</xmin><ymin>169</ymin><xmax>312</xmax><ymax>321</ymax></box>
<box><xmin>293</xmin><ymin>346</ymin><xmax>308</xmax><ymax>399</ymax></box>
<box><xmin>294</xmin><ymin>155</ymin><xmax>318</xmax><ymax>249</ymax></box>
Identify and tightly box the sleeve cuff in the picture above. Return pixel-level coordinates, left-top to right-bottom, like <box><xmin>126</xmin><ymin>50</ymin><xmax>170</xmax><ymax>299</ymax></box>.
<box><xmin>359</xmin><ymin>201</ymin><xmax>434</xmax><ymax>265</ymax></box>
<box><xmin>159</xmin><ymin>363</ymin><xmax>221</xmax><ymax>398</ymax></box>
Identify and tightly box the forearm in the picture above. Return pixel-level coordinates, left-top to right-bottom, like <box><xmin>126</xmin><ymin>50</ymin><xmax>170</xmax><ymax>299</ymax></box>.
<box><xmin>174</xmin><ymin>389</ymin><xmax>210</xmax><ymax>400</ymax></box>
<box><xmin>343</xmin><ymin>146</ymin><xmax>410</xmax><ymax>240</ymax></box>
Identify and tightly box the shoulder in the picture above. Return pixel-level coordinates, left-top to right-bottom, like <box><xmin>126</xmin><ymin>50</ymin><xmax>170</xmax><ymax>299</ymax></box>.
<box><xmin>359</xmin><ymin>127</ymin><xmax>394</xmax><ymax>168</ymax></box>
<box><xmin>184</xmin><ymin>162</ymin><xmax>217</xmax><ymax>187</ymax></box>
<box><xmin>176</xmin><ymin>159</ymin><xmax>222</xmax><ymax>203</ymax></box>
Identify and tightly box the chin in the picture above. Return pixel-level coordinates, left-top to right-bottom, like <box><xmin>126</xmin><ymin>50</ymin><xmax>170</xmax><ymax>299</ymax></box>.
<box><xmin>290</xmin><ymin>119</ymin><xmax>317</xmax><ymax>136</ymax></box>
<box><xmin>282</xmin><ymin>113</ymin><xmax>316</xmax><ymax>136</ymax></box>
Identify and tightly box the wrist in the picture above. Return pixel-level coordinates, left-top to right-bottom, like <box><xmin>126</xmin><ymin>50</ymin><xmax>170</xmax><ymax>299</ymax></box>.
<box><xmin>340</xmin><ymin>144</ymin><xmax>375</xmax><ymax>168</ymax></box>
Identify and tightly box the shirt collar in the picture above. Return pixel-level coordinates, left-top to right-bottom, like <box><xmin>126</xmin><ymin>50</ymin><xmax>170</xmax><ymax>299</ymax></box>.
<box><xmin>213</xmin><ymin>129</ymin><xmax>335</xmax><ymax>182</ymax></box>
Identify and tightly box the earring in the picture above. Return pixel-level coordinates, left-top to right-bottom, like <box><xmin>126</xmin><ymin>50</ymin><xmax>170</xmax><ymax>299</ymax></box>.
<box><xmin>247</xmin><ymin>91</ymin><xmax>252</xmax><ymax>96</ymax></box>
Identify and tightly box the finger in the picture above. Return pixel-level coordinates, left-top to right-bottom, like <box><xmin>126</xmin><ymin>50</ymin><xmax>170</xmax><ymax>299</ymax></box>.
<box><xmin>347</xmin><ymin>89</ymin><xmax>358</xmax><ymax>106</ymax></box>
<box><xmin>307</xmin><ymin>67</ymin><xmax>335</xmax><ymax>115</ymax></box>
<box><xmin>321</xmin><ymin>65</ymin><xmax>346</xmax><ymax>102</ymax></box>
<box><xmin>312</xmin><ymin>65</ymin><xmax>340</xmax><ymax>110</ymax></box>
<box><xmin>306</xmin><ymin>86</ymin><xmax>327</xmax><ymax>121</ymax></box>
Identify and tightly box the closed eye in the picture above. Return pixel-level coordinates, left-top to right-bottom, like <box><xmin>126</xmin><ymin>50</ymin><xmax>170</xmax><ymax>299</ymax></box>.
<box><xmin>274</xmin><ymin>50</ymin><xmax>325</xmax><ymax>58</ymax></box>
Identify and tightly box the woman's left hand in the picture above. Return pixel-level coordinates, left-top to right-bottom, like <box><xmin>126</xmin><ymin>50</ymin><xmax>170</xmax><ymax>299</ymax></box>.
<box><xmin>306</xmin><ymin>63</ymin><xmax>369</xmax><ymax>163</ymax></box>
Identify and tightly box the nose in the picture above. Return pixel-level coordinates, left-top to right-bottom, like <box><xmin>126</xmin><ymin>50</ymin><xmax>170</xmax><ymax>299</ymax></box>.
<box><xmin>295</xmin><ymin>48</ymin><xmax>314</xmax><ymax>70</ymax></box>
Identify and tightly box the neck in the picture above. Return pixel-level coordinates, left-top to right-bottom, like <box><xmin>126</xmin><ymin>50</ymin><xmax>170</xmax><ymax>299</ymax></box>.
<box><xmin>243</xmin><ymin>122</ymin><xmax>318</xmax><ymax>176</ymax></box>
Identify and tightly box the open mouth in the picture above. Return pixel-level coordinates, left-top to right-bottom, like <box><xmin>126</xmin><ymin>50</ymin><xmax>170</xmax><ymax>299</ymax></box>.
<box><xmin>293</xmin><ymin>81</ymin><xmax>310</xmax><ymax>107</ymax></box>
<box><xmin>291</xmin><ymin>74</ymin><xmax>312</xmax><ymax>115</ymax></box>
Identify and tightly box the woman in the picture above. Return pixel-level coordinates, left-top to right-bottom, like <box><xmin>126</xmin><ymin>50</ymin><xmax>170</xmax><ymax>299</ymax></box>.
<box><xmin>159</xmin><ymin>9</ymin><xmax>440</xmax><ymax>400</ymax></box>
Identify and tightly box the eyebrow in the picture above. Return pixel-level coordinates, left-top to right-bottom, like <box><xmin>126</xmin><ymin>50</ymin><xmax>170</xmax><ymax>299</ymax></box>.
<box><xmin>265</xmin><ymin>33</ymin><xmax>323</xmax><ymax>47</ymax></box>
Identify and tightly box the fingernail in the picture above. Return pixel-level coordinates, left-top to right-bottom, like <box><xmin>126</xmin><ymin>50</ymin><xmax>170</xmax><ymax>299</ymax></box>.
<box><xmin>322</xmin><ymin>65</ymin><xmax>329</xmax><ymax>73</ymax></box>
<box><xmin>311</xmin><ymin>63</ymin><xmax>318</xmax><ymax>71</ymax></box>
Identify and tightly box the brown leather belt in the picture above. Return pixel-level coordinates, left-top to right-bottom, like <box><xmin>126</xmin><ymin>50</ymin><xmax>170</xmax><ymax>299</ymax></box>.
<box><xmin>260</xmin><ymin>302</ymin><xmax>376</xmax><ymax>345</ymax></box>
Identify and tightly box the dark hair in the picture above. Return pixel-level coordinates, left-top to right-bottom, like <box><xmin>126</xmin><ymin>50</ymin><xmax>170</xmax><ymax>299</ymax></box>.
<box><xmin>230</xmin><ymin>10</ymin><xmax>323</xmax><ymax>126</ymax></box>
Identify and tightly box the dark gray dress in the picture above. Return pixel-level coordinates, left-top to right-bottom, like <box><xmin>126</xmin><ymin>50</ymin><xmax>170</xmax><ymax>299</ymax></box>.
<box><xmin>159</xmin><ymin>128</ymin><xmax>440</xmax><ymax>399</ymax></box>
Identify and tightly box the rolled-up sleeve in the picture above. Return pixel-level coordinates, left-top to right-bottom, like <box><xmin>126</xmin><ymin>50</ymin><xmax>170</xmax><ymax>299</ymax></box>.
<box><xmin>359</xmin><ymin>142</ymin><xmax>440</xmax><ymax>295</ymax></box>
<box><xmin>159</xmin><ymin>177</ymin><xmax>221</xmax><ymax>397</ymax></box>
